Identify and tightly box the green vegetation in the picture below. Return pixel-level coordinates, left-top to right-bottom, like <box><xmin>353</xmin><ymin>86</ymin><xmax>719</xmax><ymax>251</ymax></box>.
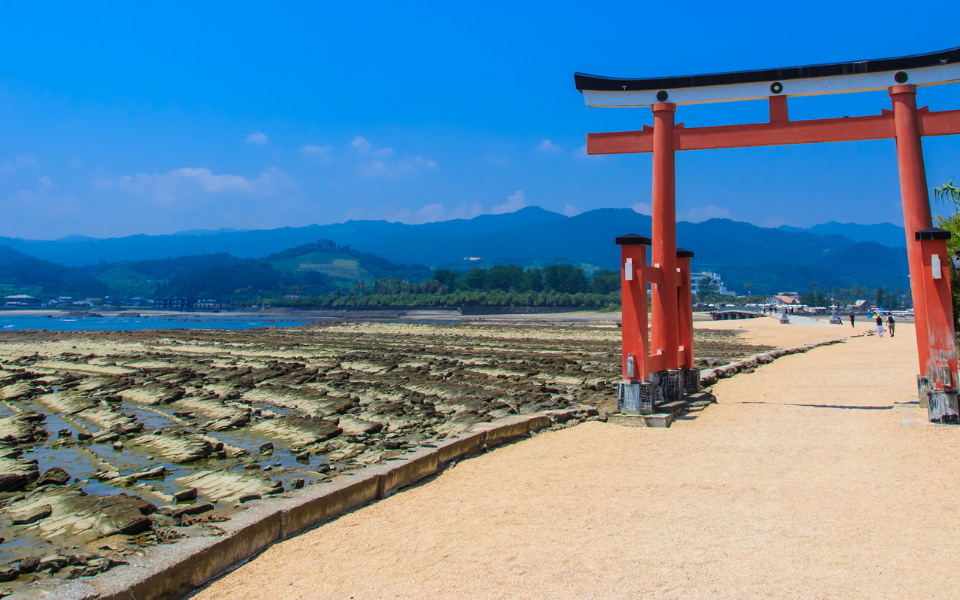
<box><xmin>250</xmin><ymin>265</ymin><xmax>622</xmax><ymax>309</ymax></box>
<box><xmin>935</xmin><ymin>179</ymin><xmax>960</xmax><ymax>326</ymax></box>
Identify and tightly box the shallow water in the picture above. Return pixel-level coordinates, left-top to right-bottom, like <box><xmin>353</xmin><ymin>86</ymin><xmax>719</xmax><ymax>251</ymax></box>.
<box><xmin>0</xmin><ymin>315</ymin><xmax>319</xmax><ymax>332</ymax></box>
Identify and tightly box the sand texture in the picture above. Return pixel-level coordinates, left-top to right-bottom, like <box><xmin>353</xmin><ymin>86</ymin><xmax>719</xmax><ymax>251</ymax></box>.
<box><xmin>195</xmin><ymin>322</ymin><xmax>960</xmax><ymax>600</ymax></box>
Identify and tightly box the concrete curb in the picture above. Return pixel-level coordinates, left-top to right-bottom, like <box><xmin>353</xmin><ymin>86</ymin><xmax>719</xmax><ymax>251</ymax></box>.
<box><xmin>699</xmin><ymin>335</ymin><xmax>855</xmax><ymax>388</ymax></box>
<box><xmin>13</xmin><ymin>407</ymin><xmax>598</xmax><ymax>600</ymax></box>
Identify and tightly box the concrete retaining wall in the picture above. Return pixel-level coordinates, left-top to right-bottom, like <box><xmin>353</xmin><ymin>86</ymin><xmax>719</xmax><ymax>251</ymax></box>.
<box><xmin>19</xmin><ymin>407</ymin><xmax>598</xmax><ymax>600</ymax></box>
<box><xmin>699</xmin><ymin>336</ymin><xmax>852</xmax><ymax>388</ymax></box>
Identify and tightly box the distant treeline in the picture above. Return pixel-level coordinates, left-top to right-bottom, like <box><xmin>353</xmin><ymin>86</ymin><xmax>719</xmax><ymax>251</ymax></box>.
<box><xmin>249</xmin><ymin>264</ymin><xmax>622</xmax><ymax>309</ymax></box>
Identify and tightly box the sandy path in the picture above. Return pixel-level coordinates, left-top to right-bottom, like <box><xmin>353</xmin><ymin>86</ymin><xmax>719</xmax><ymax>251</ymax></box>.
<box><xmin>195</xmin><ymin>322</ymin><xmax>960</xmax><ymax>600</ymax></box>
<box><xmin>693</xmin><ymin>315</ymin><xmax>864</xmax><ymax>347</ymax></box>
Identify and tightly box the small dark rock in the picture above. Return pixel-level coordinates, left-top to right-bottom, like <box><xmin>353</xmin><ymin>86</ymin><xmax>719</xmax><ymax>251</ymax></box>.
<box><xmin>37</xmin><ymin>467</ymin><xmax>70</xmax><ymax>486</ymax></box>
<box><xmin>237</xmin><ymin>494</ymin><xmax>261</xmax><ymax>503</ymax></box>
<box><xmin>259</xmin><ymin>442</ymin><xmax>274</xmax><ymax>455</ymax></box>
<box><xmin>174</xmin><ymin>488</ymin><xmax>197</xmax><ymax>502</ymax></box>
<box><xmin>0</xmin><ymin>566</ymin><xmax>17</xmax><ymax>582</ymax></box>
<box><xmin>77</xmin><ymin>431</ymin><xmax>92</xmax><ymax>441</ymax></box>
<box><xmin>157</xmin><ymin>502</ymin><xmax>214</xmax><ymax>519</ymax></box>
<box><xmin>17</xmin><ymin>556</ymin><xmax>39</xmax><ymax>573</ymax></box>
<box><xmin>292</xmin><ymin>478</ymin><xmax>305</xmax><ymax>490</ymax></box>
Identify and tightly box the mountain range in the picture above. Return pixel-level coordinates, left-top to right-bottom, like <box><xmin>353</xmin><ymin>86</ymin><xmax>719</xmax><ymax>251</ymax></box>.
<box><xmin>0</xmin><ymin>208</ymin><xmax>909</xmax><ymax>295</ymax></box>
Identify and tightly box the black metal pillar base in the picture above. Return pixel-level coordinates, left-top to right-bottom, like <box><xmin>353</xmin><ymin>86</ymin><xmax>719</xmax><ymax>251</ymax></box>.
<box><xmin>918</xmin><ymin>375</ymin><xmax>931</xmax><ymax>409</ymax></box>
<box><xmin>927</xmin><ymin>389</ymin><xmax>959</xmax><ymax>423</ymax></box>
<box><xmin>617</xmin><ymin>381</ymin><xmax>656</xmax><ymax>415</ymax></box>
<box><xmin>681</xmin><ymin>367</ymin><xmax>701</xmax><ymax>395</ymax></box>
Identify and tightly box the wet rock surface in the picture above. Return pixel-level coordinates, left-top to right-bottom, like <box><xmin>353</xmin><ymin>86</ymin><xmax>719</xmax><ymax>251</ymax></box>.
<box><xmin>0</xmin><ymin>321</ymin><xmax>769</xmax><ymax>594</ymax></box>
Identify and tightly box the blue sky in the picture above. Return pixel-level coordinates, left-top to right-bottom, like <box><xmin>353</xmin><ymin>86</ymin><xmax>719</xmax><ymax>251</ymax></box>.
<box><xmin>1</xmin><ymin>1</ymin><xmax>959</xmax><ymax>239</ymax></box>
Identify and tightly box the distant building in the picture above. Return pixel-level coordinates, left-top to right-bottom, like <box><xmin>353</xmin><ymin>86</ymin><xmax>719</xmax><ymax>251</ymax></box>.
<box><xmin>154</xmin><ymin>297</ymin><xmax>191</xmax><ymax>310</ymax></box>
<box><xmin>854</xmin><ymin>299</ymin><xmax>872</xmax><ymax>312</ymax></box>
<box><xmin>767</xmin><ymin>295</ymin><xmax>801</xmax><ymax>306</ymax></box>
<box><xmin>196</xmin><ymin>298</ymin><xmax>231</xmax><ymax>311</ymax></box>
<box><xmin>691</xmin><ymin>272</ymin><xmax>737</xmax><ymax>297</ymax></box>
<box><xmin>155</xmin><ymin>297</ymin><xmax>232</xmax><ymax>311</ymax></box>
<box><xmin>3</xmin><ymin>294</ymin><xmax>40</xmax><ymax>307</ymax></box>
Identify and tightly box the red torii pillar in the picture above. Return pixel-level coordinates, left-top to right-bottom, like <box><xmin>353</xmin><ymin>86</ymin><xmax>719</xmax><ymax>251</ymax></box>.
<box><xmin>890</xmin><ymin>85</ymin><xmax>958</xmax><ymax>407</ymax></box>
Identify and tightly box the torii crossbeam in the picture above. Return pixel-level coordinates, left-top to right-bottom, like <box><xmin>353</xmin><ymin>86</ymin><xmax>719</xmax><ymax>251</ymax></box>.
<box><xmin>576</xmin><ymin>46</ymin><xmax>960</xmax><ymax>421</ymax></box>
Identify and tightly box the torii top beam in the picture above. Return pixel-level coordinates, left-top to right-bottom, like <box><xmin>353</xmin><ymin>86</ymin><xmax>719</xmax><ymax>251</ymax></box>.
<box><xmin>575</xmin><ymin>46</ymin><xmax>960</xmax><ymax>107</ymax></box>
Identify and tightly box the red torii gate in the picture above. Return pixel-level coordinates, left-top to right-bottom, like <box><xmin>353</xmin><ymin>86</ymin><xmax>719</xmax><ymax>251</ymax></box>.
<box><xmin>576</xmin><ymin>46</ymin><xmax>960</xmax><ymax>421</ymax></box>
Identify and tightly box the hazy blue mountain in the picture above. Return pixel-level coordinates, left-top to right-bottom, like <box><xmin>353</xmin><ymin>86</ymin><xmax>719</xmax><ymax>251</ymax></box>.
<box><xmin>0</xmin><ymin>208</ymin><xmax>910</xmax><ymax>294</ymax></box>
<box><xmin>0</xmin><ymin>206</ymin><xmax>565</xmax><ymax>266</ymax></box>
<box><xmin>779</xmin><ymin>221</ymin><xmax>906</xmax><ymax>248</ymax></box>
<box><xmin>415</xmin><ymin>206</ymin><xmax>565</xmax><ymax>237</ymax></box>
<box><xmin>172</xmin><ymin>227</ymin><xmax>250</xmax><ymax>236</ymax></box>
<box><xmin>0</xmin><ymin>245</ymin><xmax>30</xmax><ymax>265</ymax></box>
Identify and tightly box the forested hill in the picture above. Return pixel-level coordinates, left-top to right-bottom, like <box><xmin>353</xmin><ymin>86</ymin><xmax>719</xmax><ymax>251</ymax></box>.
<box><xmin>0</xmin><ymin>240</ymin><xmax>432</xmax><ymax>300</ymax></box>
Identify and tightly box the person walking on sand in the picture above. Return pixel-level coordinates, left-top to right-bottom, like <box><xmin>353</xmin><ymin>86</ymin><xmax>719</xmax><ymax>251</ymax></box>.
<box><xmin>875</xmin><ymin>313</ymin><xmax>885</xmax><ymax>337</ymax></box>
<box><xmin>887</xmin><ymin>314</ymin><xmax>896</xmax><ymax>338</ymax></box>
<box><xmin>850</xmin><ymin>313</ymin><xmax>855</xmax><ymax>328</ymax></box>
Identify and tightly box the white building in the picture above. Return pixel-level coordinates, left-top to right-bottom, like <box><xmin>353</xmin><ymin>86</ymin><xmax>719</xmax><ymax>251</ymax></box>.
<box><xmin>691</xmin><ymin>272</ymin><xmax>736</xmax><ymax>297</ymax></box>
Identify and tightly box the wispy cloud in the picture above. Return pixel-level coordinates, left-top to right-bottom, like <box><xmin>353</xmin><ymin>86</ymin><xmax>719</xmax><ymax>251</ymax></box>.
<box><xmin>0</xmin><ymin>154</ymin><xmax>38</xmax><ymax>176</ymax></box>
<box><xmin>246</xmin><ymin>131</ymin><xmax>268</xmax><ymax>145</ymax></box>
<box><xmin>678</xmin><ymin>204</ymin><xmax>731</xmax><ymax>222</ymax></box>
<box><xmin>351</xmin><ymin>135</ymin><xmax>436</xmax><ymax>179</ymax></box>
<box><xmin>301</xmin><ymin>144</ymin><xmax>332</xmax><ymax>155</ymax></box>
<box><xmin>632</xmin><ymin>202</ymin><xmax>652</xmax><ymax>216</ymax></box>
<box><xmin>492</xmin><ymin>190</ymin><xmax>526</xmax><ymax>214</ymax></box>
<box><xmin>394</xmin><ymin>201</ymin><xmax>484</xmax><ymax>224</ymax></box>
<box><xmin>575</xmin><ymin>144</ymin><xmax>602</xmax><ymax>159</ymax></box>
<box><xmin>536</xmin><ymin>139</ymin><xmax>562</xmax><ymax>154</ymax></box>
<box><xmin>563</xmin><ymin>204</ymin><xmax>579</xmax><ymax>217</ymax></box>
<box><xmin>97</xmin><ymin>167</ymin><xmax>288</xmax><ymax>206</ymax></box>
<box><xmin>351</xmin><ymin>135</ymin><xmax>393</xmax><ymax>158</ymax></box>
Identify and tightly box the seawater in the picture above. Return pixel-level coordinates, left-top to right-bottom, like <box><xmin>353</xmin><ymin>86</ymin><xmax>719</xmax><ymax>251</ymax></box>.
<box><xmin>0</xmin><ymin>314</ymin><xmax>318</xmax><ymax>332</ymax></box>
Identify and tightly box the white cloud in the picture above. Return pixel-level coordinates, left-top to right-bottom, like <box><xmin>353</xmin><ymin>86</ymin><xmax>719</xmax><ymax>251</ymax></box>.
<box><xmin>351</xmin><ymin>135</ymin><xmax>372</xmax><ymax>153</ymax></box>
<box><xmin>350</xmin><ymin>135</ymin><xmax>393</xmax><ymax>157</ymax></box>
<box><xmin>301</xmin><ymin>144</ymin><xmax>332</xmax><ymax>155</ymax></box>
<box><xmin>632</xmin><ymin>202</ymin><xmax>652</xmax><ymax>216</ymax></box>
<box><xmin>98</xmin><ymin>166</ymin><xmax>287</xmax><ymax>206</ymax></box>
<box><xmin>394</xmin><ymin>201</ymin><xmax>484</xmax><ymax>224</ymax></box>
<box><xmin>358</xmin><ymin>156</ymin><xmax>437</xmax><ymax>179</ymax></box>
<box><xmin>349</xmin><ymin>135</ymin><xmax>436</xmax><ymax>178</ymax></box>
<box><xmin>37</xmin><ymin>175</ymin><xmax>53</xmax><ymax>189</ymax></box>
<box><xmin>246</xmin><ymin>131</ymin><xmax>268</xmax><ymax>145</ymax></box>
<box><xmin>575</xmin><ymin>144</ymin><xmax>603</xmax><ymax>159</ymax></box>
<box><xmin>0</xmin><ymin>155</ymin><xmax>38</xmax><ymax>176</ymax></box>
<box><xmin>536</xmin><ymin>139</ymin><xmax>562</xmax><ymax>154</ymax></box>
<box><xmin>678</xmin><ymin>204</ymin><xmax>731</xmax><ymax>222</ymax></box>
<box><xmin>562</xmin><ymin>204</ymin><xmax>579</xmax><ymax>217</ymax></box>
<box><xmin>491</xmin><ymin>190</ymin><xmax>527</xmax><ymax>215</ymax></box>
